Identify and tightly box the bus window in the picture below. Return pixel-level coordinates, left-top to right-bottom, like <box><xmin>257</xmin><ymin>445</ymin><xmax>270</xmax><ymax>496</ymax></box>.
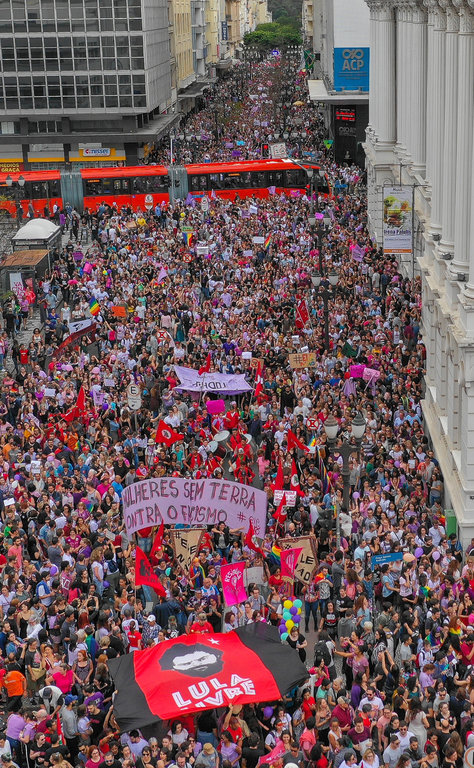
<box><xmin>209</xmin><ymin>173</ymin><xmax>223</xmax><ymax>189</ymax></box>
<box><xmin>189</xmin><ymin>175</ymin><xmax>201</xmax><ymax>191</ymax></box>
<box><xmin>268</xmin><ymin>170</ymin><xmax>284</xmax><ymax>186</ymax></box>
<box><xmin>30</xmin><ymin>181</ymin><xmax>48</xmax><ymax>199</ymax></box>
<box><xmin>102</xmin><ymin>178</ymin><xmax>115</xmax><ymax>195</ymax></box>
<box><xmin>251</xmin><ymin>170</ymin><xmax>266</xmax><ymax>187</ymax></box>
<box><xmin>149</xmin><ymin>175</ymin><xmax>166</xmax><ymax>192</ymax></box>
<box><xmin>49</xmin><ymin>180</ymin><xmax>61</xmax><ymax>197</ymax></box>
<box><xmin>84</xmin><ymin>179</ymin><xmax>102</xmax><ymax>196</ymax></box>
<box><xmin>285</xmin><ymin>169</ymin><xmax>306</xmax><ymax>188</ymax></box>
<box><xmin>132</xmin><ymin>178</ymin><xmax>145</xmax><ymax>194</ymax></box>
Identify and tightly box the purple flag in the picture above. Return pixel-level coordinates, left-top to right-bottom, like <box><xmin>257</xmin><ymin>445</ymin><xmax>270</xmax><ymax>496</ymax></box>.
<box><xmin>267</xmin><ymin>186</ymin><xmax>276</xmax><ymax>195</ymax></box>
<box><xmin>185</xmin><ymin>193</ymin><xmax>196</xmax><ymax>208</ymax></box>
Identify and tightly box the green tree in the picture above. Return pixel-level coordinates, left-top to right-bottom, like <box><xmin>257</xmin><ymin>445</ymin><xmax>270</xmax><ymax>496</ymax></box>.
<box><xmin>243</xmin><ymin>22</ymin><xmax>302</xmax><ymax>50</ymax></box>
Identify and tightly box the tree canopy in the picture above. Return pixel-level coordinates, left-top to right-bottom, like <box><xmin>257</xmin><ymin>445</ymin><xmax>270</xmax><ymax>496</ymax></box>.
<box><xmin>243</xmin><ymin>22</ymin><xmax>302</xmax><ymax>49</ymax></box>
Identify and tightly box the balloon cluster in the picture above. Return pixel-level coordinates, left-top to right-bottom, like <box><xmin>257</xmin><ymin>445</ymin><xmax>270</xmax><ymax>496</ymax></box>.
<box><xmin>279</xmin><ymin>598</ymin><xmax>303</xmax><ymax>640</ymax></box>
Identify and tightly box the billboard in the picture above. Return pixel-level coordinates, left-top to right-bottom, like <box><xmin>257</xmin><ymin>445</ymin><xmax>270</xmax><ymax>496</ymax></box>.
<box><xmin>334</xmin><ymin>47</ymin><xmax>370</xmax><ymax>92</ymax></box>
<box><xmin>382</xmin><ymin>186</ymin><xmax>413</xmax><ymax>256</ymax></box>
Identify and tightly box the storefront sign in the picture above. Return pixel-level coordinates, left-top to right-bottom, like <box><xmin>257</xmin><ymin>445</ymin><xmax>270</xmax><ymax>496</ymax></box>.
<box><xmin>81</xmin><ymin>148</ymin><xmax>111</xmax><ymax>157</ymax></box>
<box><xmin>382</xmin><ymin>186</ymin><xmax>413</xmax><ymax>256</ymax></box>
<box><xmin>334</xmin><ymin>48</ymin><xmax>370</xmax><ymax>92</ymax></box>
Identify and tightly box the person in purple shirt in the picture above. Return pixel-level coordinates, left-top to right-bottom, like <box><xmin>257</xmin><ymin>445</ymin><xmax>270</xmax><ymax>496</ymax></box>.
<box><xmin>5</xmin><ymin>711</ymin><xmax>25</xmax><ymax>761</ymax></box>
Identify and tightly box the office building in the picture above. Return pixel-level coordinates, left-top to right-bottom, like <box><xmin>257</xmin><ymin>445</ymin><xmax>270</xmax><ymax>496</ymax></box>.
<box><xmin>0</xmin><ymin>0</ymin><xmax>176</xmax><ymax>169</ymax></box>
<box><xmin>305</xmin><ymin>0</ymin><xmax>370</xmax><ymax>166</ymax></box>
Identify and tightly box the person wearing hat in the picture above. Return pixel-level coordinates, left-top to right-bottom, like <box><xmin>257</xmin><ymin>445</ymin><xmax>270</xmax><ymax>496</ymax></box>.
<box><xmin>142</xmin><ymin>615</ymin><xmax>161</xmax><ymax>646</ymax></box>
<box><xmin>0</xmin><ymin>753</ymin><xmax>18</xmax><ymax>768</ymax></box>
<box><xmin>38</xmin><ymin>685</ymin><xmax>65</xmax><ymax>716</ymax></box>
<box><xmin>60</xmin><ymin>695</ymin><xmax>79</xmax><ymax>762</ymax></box>
<box><xmin>195</xmin><ymin>744</ymin><xmax>219</xmax><ymax>768</ymax></box>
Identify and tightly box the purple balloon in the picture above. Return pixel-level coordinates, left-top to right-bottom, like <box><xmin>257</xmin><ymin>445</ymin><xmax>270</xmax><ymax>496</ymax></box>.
<box><xmin>415</xmin><ymin>547</ymin><xmax>424</xmax><ymax>557</ymax></box>
<box><xmin>293</xmin><ymin>614</ymin><xmax>301</xmax><ymax>624</ymax></box>
<box><xmin>432</xmin><ymin>551</ymin><xmax>440</xmax><ymax>561</ymax></box>
<box><xmin>290</xmin><ymin>606</ymin><xmax>298</xmax><ymax>615</ymax></box>
<box><xmin>279</xmin><ymin>625</ymin><xmax>285</xmax><ymax>634</ymax></box>
<box><xmin>263</xmin><ymin>707</ymin><xmax>274</xmax><ymax>718</ymax></box>
<box><xmin>352</xmin><ymin>491</ymin><xmax>360</xmax><ymax>500</ymax></box>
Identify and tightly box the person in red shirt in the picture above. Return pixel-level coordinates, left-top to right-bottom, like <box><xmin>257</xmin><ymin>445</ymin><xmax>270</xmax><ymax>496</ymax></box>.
<box><xmin>126</xmin><ymin>621</ymin><xmax>143</xmax><ymax>651</ymax></box>
<box><xmin>190</xmin><ymin>612</ymin><xmax>214</xmax><ymax>634</ymax></box>
<box><xmin>301</xmin><ymin>688</ymin><xmax>316</xmax><ymax>721</ymax></box>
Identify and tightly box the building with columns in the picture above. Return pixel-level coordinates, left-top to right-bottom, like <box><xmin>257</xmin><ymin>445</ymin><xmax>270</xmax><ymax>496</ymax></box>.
<box><xmin>364</xmin><ymin>0</ymin><xmax>474</xmax><ymax>543</ymax></box>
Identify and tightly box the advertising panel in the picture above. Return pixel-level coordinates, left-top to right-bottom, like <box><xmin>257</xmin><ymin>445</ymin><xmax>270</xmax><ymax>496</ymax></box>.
<box><xmin>333</xmin><ymin>47</ymin><xmax>370</xmax><ymax>92</ymax></box>
<box><xmin>382</xmin><ymin>186</ymin><xmax>413</xmax><ymax>256</ymax></box>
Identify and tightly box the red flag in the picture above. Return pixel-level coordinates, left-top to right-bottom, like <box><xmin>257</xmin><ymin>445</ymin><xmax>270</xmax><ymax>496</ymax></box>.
<box><xmin>245</xmin><ymin>520</ymin><xmax>264</xmax><ymax>556</ymax></box>
<box><xmin>254</xmin><ymin>360</ymin><xmax>264</xmax><ymax>398</ymax></box>
<box><xmin>63</xmin><ymin>386</ymin><xmax>86</xmax><ymax>423</ymax></box>
<box><xmin>135</xmin><ymin>547</ymin><xmax>166</xmax><ymax>596</ymax></box>
<box><xmin>108</xmin><ymin>624</ymin><xmax>308</xmax><ymax>733</ymax></box>
<box><xmin>199</xmin><ymin>352</ymin><xmax>211</xmax><ymax>375</ymax></box>
<box><xmin>259</xmin><ymin>742</ymin><xmax>287</xmax><ymax>766</ymax></box>
<box><xmin>271</xmin><ymin>459</ymin><xmax>284</xmax><ymax>492</ymax></box>
<box><xmin>280</xmin><ymin>547</ymin><xmax>303</xmax><ymax>580</ymax></box>
<box><xmin>56</xmin><ymin>712</ymin><xmax>64</xmax><ymax>744</ymax></box>
<box><xmin>155</xmin><ymin>420</ymin><xmax>184</xmax><ymax>447</ymax></box>
<box><xmin>149</xmin><ymin>521</ymin><xmax>165</xmax><ymax>563</ymax></box>
<box><xmin>295</xmin><ymin>299</ymin><xmax>310</xmax><ymax>329</ymax></box>
<box><xmin>272</xmin><ymin>493</ymin><xmax>287</xmax><ymax>525</ymax></box>
<box><xmin>287</xmin><ymin>429</ymin><xmax>309</xmax><ymax>453</ymax></box>
<box><xmin>291</xmin><ymin>458</ymin><xmax>304</xmax><ymax>497</ymax></box>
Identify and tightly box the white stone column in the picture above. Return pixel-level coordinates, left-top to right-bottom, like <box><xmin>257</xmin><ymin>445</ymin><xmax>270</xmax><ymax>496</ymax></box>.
<box><xmin>426</xmin><ymin>1</ymin><xmax>446</xmax><ymax>230</ymax></box>
<box><xmin>439</xmin><ymin>0</ymin><xmax>458</xmax><ymax>256</ymax></box>
<box><xmin>450</xmin><ymin>0</ymin><xmax>474</xmax><ymax>278</ymax></box>
<box><xmin>463</xmin><ymin>11</ymin><xmax>474</xmax><ymax>297</ymax></box>
<box><xmin>366</xmin><ymin>2</ymin><xmax>379</xmax><ymax>136</ymax></box>
<box><xmin>395</xmin><ymin>1</ymin><xmax>411</xmax><ymax>156</ymax></box>
<box><xmin>409</xmin><ymin>2</ymin><xmax>428</xmax><ymax>170</ymax></box>
<box><xmin>377</xmin><ymin>2</ymin><xmax>396</xmax><ymax>144</ymax></box>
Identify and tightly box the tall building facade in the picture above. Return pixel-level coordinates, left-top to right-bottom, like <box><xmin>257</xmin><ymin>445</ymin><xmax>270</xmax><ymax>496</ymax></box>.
<box><xmin>306</xmin><ymin>0</ymin><xmax>370</xmax><ymax>166</ymax></box>
<box><xmin>364</xmin><ymin>0</ymin><xmax>474</xmax><ymax>544</ymax></box>
<box><xmin>0</xmin><ymin>0</ymin><xmax>175</xmax><ymax>169</ymax></box>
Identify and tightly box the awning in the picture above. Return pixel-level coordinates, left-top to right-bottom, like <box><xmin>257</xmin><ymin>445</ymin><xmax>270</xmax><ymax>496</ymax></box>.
<box><xmin>152</xmin><ymin>112</ymin><xmax>182</xmax><ymax>141</ymax></box>
<box><xmin>178</xmin><ymin>80</ymin><xmax>212</xmax><ymax>100</ymax></box>
<box><xmin>216</xmin><ymin>58</ymin><xmax>233</xmax><ymax>70</ymax></box>
<box><xmin>308</xmin><ymin>79</ymin><xmax>369</xmax><ymax>104</ymax></box>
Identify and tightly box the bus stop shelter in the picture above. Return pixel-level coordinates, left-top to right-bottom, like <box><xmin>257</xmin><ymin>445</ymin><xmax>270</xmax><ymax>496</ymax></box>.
<box><xmin>0</xmin><ymin>249</ymin><xmax>50</xmax><ymax>296</ymax></box>
<box><xmin>11</xmin><ymin>218</ymin><xmax>61</xmax><ymax>252</ymax></box>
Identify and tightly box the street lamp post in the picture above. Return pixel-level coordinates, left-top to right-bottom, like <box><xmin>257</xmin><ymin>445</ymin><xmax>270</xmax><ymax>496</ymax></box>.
<box><xmin>324</xmin><ymin>412</ymin><xmax>366</xmax><ymax>549</ymax></box>
<box><xmin>6</xmin><ymin>174</ymin><xmax>25</xmax><ymax>227</ymax></box>
<box><xmin>311</xmin><ymin>269</ymin><xmax>338</xmax><ymax>352</ymax></box>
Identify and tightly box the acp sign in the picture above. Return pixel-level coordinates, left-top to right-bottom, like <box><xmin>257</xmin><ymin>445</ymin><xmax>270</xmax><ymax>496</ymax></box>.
<box><xmin>334</xmin><ymin>47</ymin><xmax>370</xmax><ymax>92</ymax></box>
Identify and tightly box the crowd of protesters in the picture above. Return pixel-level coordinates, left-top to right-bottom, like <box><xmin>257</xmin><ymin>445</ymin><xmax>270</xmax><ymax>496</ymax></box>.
<box><xmin>0</xmin><ymin>47</ymin><xmax>471</xmax><ymax>768</ymax></box>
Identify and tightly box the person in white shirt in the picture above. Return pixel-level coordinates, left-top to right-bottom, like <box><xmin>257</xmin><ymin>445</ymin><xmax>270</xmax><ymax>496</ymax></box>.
<box><xmin>395</xmin><ymin>723</ymin><xmax>415</xmax><ymax>751</ymax></box>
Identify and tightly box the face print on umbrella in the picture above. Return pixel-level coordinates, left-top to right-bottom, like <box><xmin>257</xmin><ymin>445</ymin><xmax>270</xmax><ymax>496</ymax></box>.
<box><xmin>159</xmin><ymin>642</ymin><xmax>224</xmax><ymax>678</ymax></box>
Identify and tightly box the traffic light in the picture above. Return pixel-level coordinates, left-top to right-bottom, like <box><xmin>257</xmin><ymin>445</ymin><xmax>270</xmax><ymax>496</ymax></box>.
<box><xmin>261</xmin><ymin>143</ymin><xmax>269</xmax><ymax>158</ymax></box>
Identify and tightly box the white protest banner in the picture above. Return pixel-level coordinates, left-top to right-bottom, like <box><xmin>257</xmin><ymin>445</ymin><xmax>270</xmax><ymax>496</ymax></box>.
<box><xmin>252</xmin><ymin>236</ymin><xmax>265</xmax><ymax>244</ymax></box>
<box><xmin>122</xmin><ymin>477</ymin><xmax>267</xmax><ymax>538</ymax></box>
<box><xmin>170</xmin><ymin>529</ymin><xmax>204</xmax><ymax>571</ymax></box>
<box><xmin>274</xmin><ymin>490</ymin><xmax>297</xmax><ymax>507</ymax></box>
<box><xmin>278</xmin><ymin>535</ymin><xmax>318</xmax><ymax>584</ymax></box>
<box><xmin>270</xmin><ymin>142</ymin><xmax>287</xmax><ymax>159</ymax></box>
<box><xmin>174</xmin><ymin>365</ymin><xmax>252</xmax><ymax>394</ymax></box>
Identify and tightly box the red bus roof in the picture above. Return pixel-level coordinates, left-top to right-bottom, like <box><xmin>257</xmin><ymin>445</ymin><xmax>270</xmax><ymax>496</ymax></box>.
<box><xmin>185</xmin><ymin>159</ymin><xmax>321</xmax><ymax>174</ymax></box>
<box><xmin>80</xmin><ymin>165</ymin><xmax>168</xmax><ymax>179</ymax></box>
<box><xmin>0</xmin><ymin>170</ymin><xmax>61</xmax><ymax>183</ymax></box>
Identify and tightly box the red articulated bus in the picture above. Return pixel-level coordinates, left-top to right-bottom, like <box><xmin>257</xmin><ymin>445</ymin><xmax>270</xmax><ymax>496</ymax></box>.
<box><xmin>0</xmin><ymin>170</ymin><xmax>62</xmax><ymax>219</ymax></box>
<box><xmin>186</xmin><ymin>158</ymin><xmax>331</xmax><ymax>200</ymax></box>
<box><xmin>0</xmin><ymin>160</ymin><xmax>331</xmax><ymax>218</ymax></box>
